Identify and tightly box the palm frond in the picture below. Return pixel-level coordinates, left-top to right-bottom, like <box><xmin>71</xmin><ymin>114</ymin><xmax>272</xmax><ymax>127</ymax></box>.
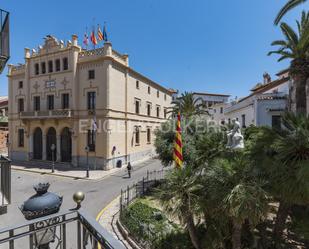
<box><xmin>274</xmin><ymin>0</ymin><xmax>307</xmax><ymax>25</ymax></box>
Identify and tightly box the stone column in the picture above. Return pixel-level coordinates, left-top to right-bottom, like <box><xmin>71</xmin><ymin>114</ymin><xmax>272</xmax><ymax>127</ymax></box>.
<box><xmin>42</xmin><ymin>135</ymin><xmax>47</xmax><ymax>160</ymax></box>
<box><xmin>56</xmin><ymin>135</ymin><xmax>61</xmax><ymax>162</ymax></box>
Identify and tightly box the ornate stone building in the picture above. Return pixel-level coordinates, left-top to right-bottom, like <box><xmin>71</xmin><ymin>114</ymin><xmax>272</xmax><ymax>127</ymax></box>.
<box><xmin>8</xmin><ymin>35</ymin><xmax>172</xmax><ymax>169</ymax></box>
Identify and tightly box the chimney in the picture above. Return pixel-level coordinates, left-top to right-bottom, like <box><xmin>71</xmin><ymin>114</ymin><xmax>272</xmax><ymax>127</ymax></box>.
<box><xmin>24</xmin><ymin>48</ymin><xmax>31</xmax><ymax>59</ymax></box>
<box><xmin>72</xmin><ymin>34</ymin><xmax>78</xmax><ymax>46</ymax></box>
<box><xmin>104</xmin><ymin>41</ymin><xmax>112</xmax><ymax>56</ymax></box>
<box><xmin>263</xmin><ymin>72</ymin><xmax>271</xmax><ymax>84</ymax></box>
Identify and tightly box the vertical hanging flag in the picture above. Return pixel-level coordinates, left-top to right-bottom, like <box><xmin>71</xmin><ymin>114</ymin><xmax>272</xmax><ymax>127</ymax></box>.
<box><xmin>90</xmin><ymin>29</ymin><xmax>97</xmax><ymax>46</ymax></box>
<box><xmin>103</xmin><ymin>23</ymin><xmax>108</xmax><ymax>41</ymax></box>
<box><xmin>83</xmin><ymin>32</ymin><xmax>89</xmax><ymax>47</ymax></box>
<box><xmin>97</xmin><ymin>25</ymin><xmax>103</xmax><ymax>41</ymax></box>
<box><xmin>173</xmin><ymin>112</ymin><xmax>183</xmax><ymax>168</ymax></box>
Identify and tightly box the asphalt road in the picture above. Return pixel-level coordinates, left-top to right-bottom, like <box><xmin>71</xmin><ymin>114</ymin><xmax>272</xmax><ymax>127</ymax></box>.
<box><xmin>0</xmin><ymin>158</ymin><xmax>164</xmax><ymax>228</ymax></box>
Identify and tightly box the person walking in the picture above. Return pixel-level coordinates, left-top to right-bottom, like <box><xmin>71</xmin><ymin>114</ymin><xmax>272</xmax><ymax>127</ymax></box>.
<box><xmin>127</xmin><ymin>162</ymin><xmax>132</xmax><ymax>178</ymax></box>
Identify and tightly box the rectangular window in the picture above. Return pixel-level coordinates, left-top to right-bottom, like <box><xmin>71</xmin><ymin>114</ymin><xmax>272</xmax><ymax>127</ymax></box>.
<box><xmin>157</xmin><ymin>90</ymin><xmax>160</xmax><ymax>98</ymax></box>
<box><xmin>135</xmin><ymin>99</ymin><xmax>140</xmax><ymax>114</ymax></box>
<box><xmin>136</xmin><ymin>80</ymin><xmax>139</xmax><ymax>89</ymax></box>
<box><xmin>18</xmin><ymin>98</ymin><xmax>24</xmax><ymax>112</ymax></box>
<box><xmin>35</xmin><ymin>63</ymin><xmax>39</xmax><ymax>75</ymax></box>
<box><xmin>63</xmin><ymin>57</ymin><xmax>68</xmax><ymax>70</ymax></box>
<box><xmin>47</xmin><ymin>95</ymin><xmax>54</xmax><ymax>110</ymax></box>
<box><xmin>135</xmin><ymin>128</ymin><xmax>140</xmax><ymax>145</ymax></box>
<box><xmin>48</xmin><ymin>60</ymin><xmax>53</xmax><ymax>73</ymax></box>
<box><xmin>156</xmin><ymin>106</ymin><xmax>160</xmax><ymax>118</ymax></box>
<box><xmin>62</xmin><ymin>93</ymin><xmax>69</xmax><ymax>109</ymax></box>
<box><xmin>148</xmin><ymin>86</ymin><xmax>151</xmax><ymax>94</ymax></box>
<box><xmin>272</xmin><ymin>115</ymin><xmax>281</xmax><ymax>130</ymax></box>
<box><xmin>87</xmin><ymin>130</ymin><xmax>96</xmax><ymax>152</ymax></box>
<box><xmin>88</xmin><ymin>70</ymin><xmax>95</xmax><ymax>79</ymax></box>
<box><xmin>18</xmin><ymin>129</ymin><xmax>24</xmax><ymax>147</ymax></box>
<box><xmin>164</xmin><ymin>94</ymin><xmax>167</xmax><ymax>101</ymax></box>
<box><xmin>33</xmin><ymin>96</ymin><xmax>40</xmax><ymax>111</ymax></box>
<box><xmin>55</xmin><ymin>59</ymin><xmax>61</xmax><ymax>71</ymax></box>
<box><xmin>19</xmin><ymin>81</ymin><xmax>23</xmax><ymax>89</ymax></box>
<box><xmin>164</xmin><ymin>108</ymin><xmax>167</xmax><ymax>119</ymax></box>
<box><xmin>220</xmin><ymin>107</ymin><xmax>223</xmax><ymax>114</ymax></box>
<box><xmin>147</xmin><ymin>128</ymin><xmax>151</xmax><ymax>143</ymax></box>
<box><xmin>147</xmin><ymin>103</ymin><xmax>151</xmax><ymax>116</ymax></box>
<box><xmin>41</xmin><ymin>62</ymin><xmax>46</xmax><ymax>74</ymax></box>
<box><xmin>241</xmin><ymin>114</ymin><xmax>246</xmax><ymax>128</ymax></box>
<box><xmin>87</xmin><ymin>92</ymin><xmax>96</xmax><ymax>110</ymax></box>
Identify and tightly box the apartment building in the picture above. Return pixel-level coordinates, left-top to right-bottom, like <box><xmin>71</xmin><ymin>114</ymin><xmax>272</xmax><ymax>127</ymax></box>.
<box><xmin>8</xmin><ymin>35</ymin><xmax>172</xmax><ymax>169</ymax></box>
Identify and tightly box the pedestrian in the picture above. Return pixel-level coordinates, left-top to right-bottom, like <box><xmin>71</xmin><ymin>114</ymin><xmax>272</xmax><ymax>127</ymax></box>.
<box><xmin>127</xmin><ymin>162</ymin><xmax>132</xmax><ymax>178</ymax></box>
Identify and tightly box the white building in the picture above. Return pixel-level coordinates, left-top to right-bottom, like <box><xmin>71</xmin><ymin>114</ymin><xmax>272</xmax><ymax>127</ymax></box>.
<box><xmin>214</xmin><ymin>72</ymin><xmax>290</xmax><ymax>128</ymax></box>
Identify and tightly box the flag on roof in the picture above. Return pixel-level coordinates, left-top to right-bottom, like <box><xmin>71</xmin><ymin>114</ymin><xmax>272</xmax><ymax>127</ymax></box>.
<box><xmin>90</xmin><ymin>29</ymin><xmax>97</xmax><ymax>45</ymax></box>
<box><xmin>83</xmin><ymin>32</ymin><xmax>89</xmax><ymax>46</ymax></box>
<box><xmin>97</xmin><ymin>25</ymin><xmax>103</xmax><ymax>41</ymax></box>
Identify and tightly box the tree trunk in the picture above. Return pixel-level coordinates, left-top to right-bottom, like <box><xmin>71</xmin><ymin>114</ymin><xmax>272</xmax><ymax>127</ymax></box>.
<box><xmin>294</xmin><ymin>76</ymin><xmax>307</xmax><ymax>114</ymax></box>
<box><xmin>274</xmin><ymin>201</ymin><xmax>290</xmax><ymax>241</ymax></box>
<box><xmin>186</xmin><ymin>213</ymin><xmax>202</xmax><ymax>249</ymax></box>
<box><xmin>232</xmin><ymin>221</ymin><xmax>242</xmax><ymax>249</ymax></box>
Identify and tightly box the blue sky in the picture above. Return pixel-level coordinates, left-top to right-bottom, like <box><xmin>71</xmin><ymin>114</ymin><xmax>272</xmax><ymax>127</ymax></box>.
<box><xmin>1</xmin><ymin>0</ymin><xmax>308</xmax><ymax>99</ymax></box>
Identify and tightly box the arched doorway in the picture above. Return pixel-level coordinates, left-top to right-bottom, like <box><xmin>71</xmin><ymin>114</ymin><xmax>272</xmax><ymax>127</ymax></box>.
<box><xmin>60</xmin><ymin>127</ymin><xmax>72</xmax><ymax>162</ymax></box>
<box><xmin>46</xmin><ymin>127</ymin><xmax>57</xmax><ymax>161</ymax></box>
<box><xmin>33</xmin><ymin>128</ymin><xmax>42</xmax><ymax>159</ymax></box>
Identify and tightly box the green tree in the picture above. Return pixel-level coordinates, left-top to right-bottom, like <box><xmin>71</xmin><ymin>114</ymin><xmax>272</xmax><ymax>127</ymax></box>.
<box><xmin>268</xmin><ymin>12</ymin><xmax>309</xmax><ymax>114</ymax></box>
<box><xmin>170</xmin><ymin>92</ymin><xmax>208</xmax><ymax>119</ymax></box>
<box><xmin>155</xmin><ymin>167</ymin><xmax>203</xmax><ymax>249</ymax></box>
<box><xmin>275</xmin><ymin>0</ymin><xmax>307</xmax><ymax>25</ymax></box>
<box><xmin>247</xmin><ymin>113</ymin><xmax>309</xmax><ymax>242</ymax></box>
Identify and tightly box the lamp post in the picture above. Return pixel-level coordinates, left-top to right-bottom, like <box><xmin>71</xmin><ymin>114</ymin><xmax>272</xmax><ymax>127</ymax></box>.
<box><xmin>20</xmin><ymin>183</ymin><xmax>63</xmax><ymax>249</ymax></box>
<box><xmin>51</xmin><ymin>144</ymin><xmax>56</xmax><ymax>173</ymax></box>
<box><xmin>85</xmin><ymin>145</ymin><xmax>89</xmax><ymax>178</ymax></box>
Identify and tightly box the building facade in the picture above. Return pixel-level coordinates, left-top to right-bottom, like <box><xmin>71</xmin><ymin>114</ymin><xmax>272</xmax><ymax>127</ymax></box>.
<box><xmin>222</xmin><ymin>72</ymin><xmax>290</xmax><ymax>128</ymax></box>
<box><xmin>8</xmin><ymin>35</ymin><xmax>172</xmax><ymax>169</ymax></box>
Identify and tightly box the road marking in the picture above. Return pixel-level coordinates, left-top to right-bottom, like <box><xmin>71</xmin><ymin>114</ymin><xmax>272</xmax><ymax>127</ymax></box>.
<box><xmin>96</xmin><ymin>195</ymin><xmax>121</xmax><ymax>249</ymax></box>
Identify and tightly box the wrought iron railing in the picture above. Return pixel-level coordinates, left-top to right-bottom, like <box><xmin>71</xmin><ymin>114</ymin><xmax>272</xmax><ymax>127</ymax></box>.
<box><xmin>0</xmin><ymin>156</ymin><xmax>10</xmax><ymax>208</ymax></box>
<box><xmin>0</xmin><ymin>208</ymin><xmax>125</xmax><ymax>249</ymax></box>
<box><xmin>119</xmin><ymin>169</ymin><xmax>168</xmax><ymax>214</ymax></box>
<box><xmin>0</xmin><ymin>9</ymin><xmax>9</xmax><ymax>74</ymax></box>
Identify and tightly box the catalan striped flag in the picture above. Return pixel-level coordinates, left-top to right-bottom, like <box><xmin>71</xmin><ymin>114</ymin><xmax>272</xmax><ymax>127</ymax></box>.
<box><xmin>90</xmin><ymin>29</ymin><xmax>97</xmax><ymax>46</ymax></box>
<box><xmin>97</xmin><ymin>25</ymin><xmax>104</xmax><ymax>41</ymax></box>
<box><xmin>173</xmin><ymin>112</ymin><xmax>183</xmax><ymax>168</ymax></box>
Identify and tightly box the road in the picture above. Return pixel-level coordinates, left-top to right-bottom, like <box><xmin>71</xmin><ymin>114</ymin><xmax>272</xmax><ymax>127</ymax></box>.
<box><xmin>0</xmin><ymin>158</ymin><xmax>163</xmax><ymax>228</ymax></box>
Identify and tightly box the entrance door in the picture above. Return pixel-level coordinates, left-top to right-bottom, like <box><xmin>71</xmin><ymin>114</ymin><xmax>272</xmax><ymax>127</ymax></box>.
<box><xmin>33</xmin><ymin>128</ymin><xmax>42</xmax><ymax>159</ymax></box>
<box><xmin>61</xmin><ymin>127</ymin><xmax>72</xmax><ymax>162</ymax></box>
<box><xmin>46</xmin><ymin>127</ymin><xmax>57</xmax><ymax>161</ymax></box>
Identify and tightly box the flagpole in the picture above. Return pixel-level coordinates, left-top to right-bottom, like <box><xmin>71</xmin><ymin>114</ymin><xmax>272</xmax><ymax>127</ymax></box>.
<box><xmin>86</xmin><ymin>26</ymin><xmax>88</xmax><ymax>50</ymax></box>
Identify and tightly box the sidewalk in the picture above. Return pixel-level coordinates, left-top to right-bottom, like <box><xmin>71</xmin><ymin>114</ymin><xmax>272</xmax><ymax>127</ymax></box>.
<box><xmin>11</xmin><ymin>157</ymin><xmax>152</xmax><ymax>180</ymax></box>
<box><xmin>97</xmin><ymin>196</ymin><xmax>133</xmax><ymax>249</ymax></box>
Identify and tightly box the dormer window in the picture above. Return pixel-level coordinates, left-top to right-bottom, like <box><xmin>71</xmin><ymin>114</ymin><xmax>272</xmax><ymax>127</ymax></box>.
<box><xmin>63</xmin><ymin>57</ymin><xmax>68</xmax><ymax>70</ymax></box>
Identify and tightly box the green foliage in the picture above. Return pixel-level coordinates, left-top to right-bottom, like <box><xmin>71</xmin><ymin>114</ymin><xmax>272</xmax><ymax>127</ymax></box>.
<box><xmin>274</xmin><ymin>0</ymin><xmax>307</xmax><ymax>25</ymax></box>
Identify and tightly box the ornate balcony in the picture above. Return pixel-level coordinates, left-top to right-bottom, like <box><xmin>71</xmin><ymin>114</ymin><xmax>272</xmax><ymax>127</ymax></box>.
<box><xmin>0</xmin><ymin>208</ymin><xmax>125</xmax><ymax>248</ymax></box>
<box><xmin>0</xmin><ymin>9</ymin><xmax>9</xmax><ymax>74</ymax></box>
<box><xmin>20</xmin><ymin>110</ymin><xmax>74</xmax><ymax>120</ymax></box>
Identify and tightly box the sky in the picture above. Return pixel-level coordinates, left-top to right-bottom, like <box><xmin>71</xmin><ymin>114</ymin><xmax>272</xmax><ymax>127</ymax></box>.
<box><xmin>0</xmin><ymin>0</ymin><xmax>308</xmax><ymax>99</ymax></box>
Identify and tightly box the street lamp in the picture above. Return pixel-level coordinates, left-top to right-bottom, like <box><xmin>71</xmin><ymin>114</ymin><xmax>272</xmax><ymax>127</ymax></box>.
<box><xmin>50</xmin><ymin>144</ymin><xmax>56</xmax><ymax>173</ymax></box>
<box><xmin>20</xmin><ymin>183</ymin><xmax>63</xmax><ymax>249</ymax></box>
<box><xmin>85</xmin><ymin>145</ymin><xmax>89</xmax><ymax>178</ymax></box>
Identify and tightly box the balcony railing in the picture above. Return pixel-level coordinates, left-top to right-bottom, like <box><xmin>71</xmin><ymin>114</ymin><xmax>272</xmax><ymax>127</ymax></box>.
<box><xmin>0</xmin><ymin>9</ymin><xmax>9</xmax><ymax>74</ymax></box>
<box><xmin>20</xmin><ymin>110</ymin><xmax>74</xmax><ymax>119</ymax></box>
<box><xmin>0</xmin><ymin>208</ymin><xmax>125</xmax><ymax>249</ymax></box>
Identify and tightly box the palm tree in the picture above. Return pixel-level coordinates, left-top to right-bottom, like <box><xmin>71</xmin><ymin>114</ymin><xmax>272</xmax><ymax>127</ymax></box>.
<box><xmin>275</xmin><ymin>0</ymin><xmax>307</xmax><ymax>25</ymax></box>
<box><xmin>268</xmin><ymin>12</ymin><xmax>309</xmax><ymax>114</ymax></box>
<box><xmin>155</xmin><ymin>167</ymin><xmax>203</xmax><ymax>249</ymax></box>
<box><xmin>247</xmin><ymin>113</ymin><xmax>309</xmax><ymax>242</ymax></box>
<box><xmin>170</xmin><ymin>92</ymin><xmax>208</xmax><ymax>118</ymax></box>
